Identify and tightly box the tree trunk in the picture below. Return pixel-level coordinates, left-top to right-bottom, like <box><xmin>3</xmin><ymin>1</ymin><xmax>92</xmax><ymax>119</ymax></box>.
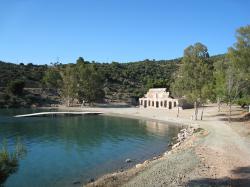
<box><xmin>194</xmin><ymin>101</ymin><xmax>198</xmax><ymax>120</ymax></box>
<box><xmin>228</xmin><ymin>101</ymin><xmax>232</xmax><ymax>123</ymax></box>
<box><xmin>177</xmin><ymin>106</ymin><xmax>180</xmax><ymax>118</ymax></box>
<box><xmin>200</xmin><ymin>104</ymin><xmax>205</xmax><ymax>120</ymax></box>
<box><xmin>217</xmin><ymin>97</ymin><xmax>221</xmax><ymax>112</ymax></box>
<box><xmin>67</xmin><ymin>97</ymin><xmax>70</xmax><ymax>107</ymax></box>
<box><xmin>81</xmin><ymin>100</ymin><xmax>85</xmax><ymax>108</ymax></box>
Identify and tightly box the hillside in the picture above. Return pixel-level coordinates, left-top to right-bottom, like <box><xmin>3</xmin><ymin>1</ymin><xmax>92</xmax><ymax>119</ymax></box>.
<box><xmin>0</xmin><ymin>54</ymin><xmax>226</xmax><ymax>107</ymax></box>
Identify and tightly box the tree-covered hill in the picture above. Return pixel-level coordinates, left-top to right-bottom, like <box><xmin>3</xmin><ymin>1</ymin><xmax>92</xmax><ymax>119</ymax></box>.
<box><xmin>0</xmin><ymin>61</ymin><xmax>47</xmax><ymax>88</ymax></box>
<box><xmin>0</xmin><ymin>54</ymin><xmax>225</xmax><ymax>107</ymax></box>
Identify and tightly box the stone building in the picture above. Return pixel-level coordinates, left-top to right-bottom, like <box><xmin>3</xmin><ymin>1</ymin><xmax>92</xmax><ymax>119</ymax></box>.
<box><xmin>139</xmin><ymin>88</ymin><xmax>179</xmax><ymax>109</ymax></box>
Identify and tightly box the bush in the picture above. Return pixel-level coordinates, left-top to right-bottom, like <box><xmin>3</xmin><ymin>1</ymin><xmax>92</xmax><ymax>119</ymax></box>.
<box><xmin>0</xmin><ymin>138</ymin><xmax>26</xmax><ymax>185</ymax></box>
<box><xmin>7</xmin><ymin>80</ymin><xmax>25</xmax><ymax>95</ymax></box>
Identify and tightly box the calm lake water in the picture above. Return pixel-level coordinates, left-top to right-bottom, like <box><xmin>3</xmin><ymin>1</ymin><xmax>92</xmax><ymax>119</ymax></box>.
<box><xmin>0</xmin><ymin>109</ymin><xmax>182</xmax><ymax>187</ymax></box>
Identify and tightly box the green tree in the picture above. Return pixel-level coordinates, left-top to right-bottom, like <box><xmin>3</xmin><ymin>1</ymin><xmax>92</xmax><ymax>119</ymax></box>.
<box><xmin>213</xmin><ymin>59</ymin><xmax>227</xmax><ymax>112</ymax></box>
<box><xmin>60</xmin><ymin>65</ymin><xmax>78</xmax><ymax>107</ymax></box>
<box><xmin>226</xmin><ymin>25</ymin><xmax>250</xmax><ymax>121</ymax></box>
<box><xmin>76</xmin><ymin>62</ymin><xmax>104</xmax><ymax>105</ymax></box>
<box><xmin>42</xmin><ymin>66</ymin><xmax>62</xmax><ymax>89</ymax></box>
<box><xmin>171</xmin><ymin>43</ymin><xmax>213</xmax><ymax>120</ymax></box>
<box><xmin>76</xmin><ymin>57</ymin><xmax>89</xmax><ymax>65</ymax></box>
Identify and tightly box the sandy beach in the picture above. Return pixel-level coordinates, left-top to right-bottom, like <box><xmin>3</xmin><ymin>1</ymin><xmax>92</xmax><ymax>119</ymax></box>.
<box><xmin>57</xmin><ymin>104</ymin><xmax>250</xmax><ymax>186</ymax></box>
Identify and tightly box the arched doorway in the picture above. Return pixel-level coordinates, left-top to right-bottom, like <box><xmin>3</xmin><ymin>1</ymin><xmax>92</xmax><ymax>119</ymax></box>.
<box><xmin>168</xmin><ymin>101</ymin><xmax>172</xmax><ymax>109</ymax></box>
<box><xmin>164</xmin><ymin>100</ymin><xmax>167</xmax><ymax>108</ymax></box>
<box><xmin>156</xmin><ymin>101</ymin><xmax>159</xmax><ymax>108</ymax></box>
<box><xmin>174</xmin><ymin>102</ymin><xmax>177</xmax><ymax>107</ymax></box>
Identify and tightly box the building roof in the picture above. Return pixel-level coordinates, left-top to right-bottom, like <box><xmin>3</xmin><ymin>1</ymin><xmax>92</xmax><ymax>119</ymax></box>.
<box><xmin>148</xmin><ymin>88</ymin><xmax>166</xmax><ymax>92</ymax></box>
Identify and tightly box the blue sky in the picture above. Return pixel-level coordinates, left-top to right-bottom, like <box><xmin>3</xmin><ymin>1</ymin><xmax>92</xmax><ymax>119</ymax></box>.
<box><xmin>0</xmin><ymin>0</ymin><xmax>250</xmax><ymax>64</ymax></box>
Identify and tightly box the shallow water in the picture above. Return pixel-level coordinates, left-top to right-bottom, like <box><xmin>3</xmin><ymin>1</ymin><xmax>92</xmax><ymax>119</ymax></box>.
<box><xmin>0</xmin><ymin>109</ymin><xmax>182</xmax><ymax>187</ymax></box>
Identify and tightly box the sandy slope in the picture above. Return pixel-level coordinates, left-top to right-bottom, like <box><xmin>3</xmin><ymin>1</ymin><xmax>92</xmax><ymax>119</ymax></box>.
<box><xmin>58</xmin><ymin>104</ymin><xmax>250</xmax><ymax>186</ymax></box>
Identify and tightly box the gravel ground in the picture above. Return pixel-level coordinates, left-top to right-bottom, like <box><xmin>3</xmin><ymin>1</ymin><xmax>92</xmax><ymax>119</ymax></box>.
<box><xmin>123</xmin><ymin>148</ymin><xmax>199</xmax><ymax>187</ymax></box>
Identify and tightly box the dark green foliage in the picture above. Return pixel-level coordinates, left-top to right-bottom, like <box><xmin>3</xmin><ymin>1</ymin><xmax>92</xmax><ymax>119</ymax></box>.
<box><xmin>6</xmin><ymin>80</ymin><xmax>25</xmax><ymax>95</ymax></box>
<box><xmin>76</xmin><ymin>62</ymin><xmax>105</xmax><ymax>104</ymax></box>
<box><xmin>0</xmin><ymin>54</ymin><xmax>225</xmax><ymax>107</ymax></box>
<box><xmin>43</xmin><ymin>58</ymin><xmax>181</xmax><ymax>105</ymax></box>
<box><xmin>0</xmin><ymin>61</ymin><xmax>47</xmax><ymax>88</ymax></box>
<box><xmin>96</xmin><ymin>59</ymin><xmax>180</xmax><ymax>99</ymax></box>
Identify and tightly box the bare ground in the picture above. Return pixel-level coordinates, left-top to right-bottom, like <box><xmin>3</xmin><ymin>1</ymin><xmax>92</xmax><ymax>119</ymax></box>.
<box><xmin>57</xmin><ymin>104</ymin><xmax>250</xmax><ymax>186</ymax></box>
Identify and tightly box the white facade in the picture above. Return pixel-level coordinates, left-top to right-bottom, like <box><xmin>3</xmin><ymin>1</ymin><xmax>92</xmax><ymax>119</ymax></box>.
<box><xmin>139</xmin><ymin>88</ymin><xmax>179</xmax><ymax>109</ymax></box>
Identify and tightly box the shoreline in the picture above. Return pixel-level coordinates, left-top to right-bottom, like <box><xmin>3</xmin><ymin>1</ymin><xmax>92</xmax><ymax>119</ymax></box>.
<box><xmin>53</xmin><ymin>106</ymin><xmax>209</xmax><ymax>186</ymax></box>
<box><xmin>37</xmin><ymin>105</ymin><xmax>250</xmax><ymax>186</ymax></box>
<box><xmin>39</xmin><ymin>106</ymin><xmax>201</xmax><ymax>186</ymax></box>
<box><xmin>53</xmin><ymin>105</ymin><xmax>250</xmax><ymax>186</ymax></box>
<box><xmin>54</xmin><ymin>105</ymin><xmax>199</xmax><ymax>128</ymax></box>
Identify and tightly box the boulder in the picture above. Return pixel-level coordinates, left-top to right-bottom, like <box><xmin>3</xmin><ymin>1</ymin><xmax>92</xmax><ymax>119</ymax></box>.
<box><xmin>125</xmin><ymin>158</ymin><xmax>132</xmax><ymax>163</ymax></box>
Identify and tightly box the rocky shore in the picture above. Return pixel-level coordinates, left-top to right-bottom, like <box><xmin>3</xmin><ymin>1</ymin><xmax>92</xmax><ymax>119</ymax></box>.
<box><xmin>84</xmin><ymin>126</ymin><xmax>207</xmax><ymax>187</ymax></box>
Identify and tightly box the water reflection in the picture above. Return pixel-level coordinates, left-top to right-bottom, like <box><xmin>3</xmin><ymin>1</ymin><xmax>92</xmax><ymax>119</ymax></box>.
<box><xmin>0</xmin><ymin>109</ymin><xmax>182</xmax><ymax>187</ymax></box>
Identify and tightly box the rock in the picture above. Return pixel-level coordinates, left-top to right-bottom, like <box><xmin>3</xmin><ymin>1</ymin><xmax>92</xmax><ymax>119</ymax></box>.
<box><xmin>125</xmin><ymin>158</ymin><xmax>132</xmax><ymax>163</ymax></box>
<box><xmin>164</xmin><ymin>151</ymin><xmax>172</xmax><ymax>156</ymax></box>
<box><xmin>111</xmin><ymin>176</ymin><xmax>118</xmax><ymax>181</ymax></box>
<box><xmin>180</xmin><ymin>129</ymin><xmax>187</xmax><ymax>133</ymax></box>
<box><xmin>88</xmin><ymin>178</ymin><xmax>95</xmax><ymax>183</ymax></box>
<box><xmin>136</xmin><ymin>164</ymin><xmax>143</xmax><ymax>168</ymax></box>
<box><xmin>73</xmin><ymin>181</ymin><xmax>81</xmax><ymax>185</ymax></box>
<box><xmin>172</xmin><ymin>142</ymin><xmax>181</xmax><ymax>149</ymax></box>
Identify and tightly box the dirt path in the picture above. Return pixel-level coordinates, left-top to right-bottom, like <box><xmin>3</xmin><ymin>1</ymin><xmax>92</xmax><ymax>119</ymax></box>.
<box><xmin>187</xmin><ymin>106</ymin><xmax>250</xmax><ymax>186</ymax></box>
<box><xmin>124</xmin><ymin>105</ymin><xmax>250</xmax><ymax>186</ymax></box>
